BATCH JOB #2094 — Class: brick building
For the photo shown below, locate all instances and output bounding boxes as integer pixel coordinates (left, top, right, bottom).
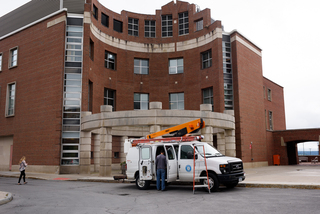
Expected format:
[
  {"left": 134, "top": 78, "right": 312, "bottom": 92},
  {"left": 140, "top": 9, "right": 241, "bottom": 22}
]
[{"left": 0, "top": 0, "right": 287, "bottom": 174}]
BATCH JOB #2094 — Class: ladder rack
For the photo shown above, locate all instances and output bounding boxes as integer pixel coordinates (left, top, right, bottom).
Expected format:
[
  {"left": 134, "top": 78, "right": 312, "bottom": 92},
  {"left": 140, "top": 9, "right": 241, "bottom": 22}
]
[{"left": 131, "top": 136, "right": 203, "bottom": 147}]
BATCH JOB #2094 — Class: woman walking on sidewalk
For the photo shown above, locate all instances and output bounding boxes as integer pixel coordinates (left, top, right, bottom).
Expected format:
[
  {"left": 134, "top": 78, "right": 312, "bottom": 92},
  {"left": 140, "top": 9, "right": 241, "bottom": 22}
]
[{"left": 18, "top": 156, "right": 28, "bottom": 185}]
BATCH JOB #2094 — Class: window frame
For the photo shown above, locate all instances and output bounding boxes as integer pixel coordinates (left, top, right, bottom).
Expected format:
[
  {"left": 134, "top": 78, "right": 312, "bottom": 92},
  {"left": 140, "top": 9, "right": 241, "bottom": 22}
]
[
  {"left": 104, "top": 88, "right": 116, "bottom": 111},
  {"left": 267, "top": 88, "right": 272, "bottom": 101},
  {"left": 169, "top": 92, "right": 184, "bottom": 110},
  {"left": 202, "top": 87, "right": 213, "bottom": 111},
  {"left": 0, "top": 52, "right": 2, "bottom": 71},
  {"left": 134, "top": 93, "right": 149, "bottom": 110},
  {"left": 169, "top": 58, "right": 184, "bottom": 74},
  {"left": 134, "top": 58, "right": 149, "bottom": 74},
  {"left": 93, "top": 4, "right": 98, "bottom": 20},
  {"left": 201, "top": 49, "right": 212, "bottom": 69},
  {"left": 101, "top": 12, "right": 109, "bottom": 27},
  {"left": 195, "top": 19, "right": 203, "bottom": 31},
  {"left": 161, "top": 14, "right": 173, "bottom": 37},
  {"left": 6, "top": 82, "right": 16, "bottom": 117},
  {"left": 128, "top": 17, "right": 139, "bottom": 36},
  {"left": 113, "top": 19, "right": 123, "bottom": 33},
  {"left": 9, "top": 47, "right": 18, "bottom": 68},
  {"left": 178, "top": 11, "right": 189, "bottom": 36},
  {"left": 268, "top": 111, "right": 273, "bottom": 130},
  {"left": 145, "top": 20, "right": 156, "bottom": 38},
  {"left": 105, "top": 51, "right": 116, "bottom": 70}
]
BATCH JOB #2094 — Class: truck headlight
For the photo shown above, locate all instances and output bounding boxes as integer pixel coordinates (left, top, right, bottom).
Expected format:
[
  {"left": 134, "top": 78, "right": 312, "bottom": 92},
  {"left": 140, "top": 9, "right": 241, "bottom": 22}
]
[{"left": 220, "top": 164, "right": 229, "bottom": 174}]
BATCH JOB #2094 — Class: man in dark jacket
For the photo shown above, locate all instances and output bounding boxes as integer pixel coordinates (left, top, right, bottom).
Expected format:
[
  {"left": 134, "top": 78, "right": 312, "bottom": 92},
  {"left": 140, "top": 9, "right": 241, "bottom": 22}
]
[{"left": 156, "top": 150, "right": 167, "bottom": 191}]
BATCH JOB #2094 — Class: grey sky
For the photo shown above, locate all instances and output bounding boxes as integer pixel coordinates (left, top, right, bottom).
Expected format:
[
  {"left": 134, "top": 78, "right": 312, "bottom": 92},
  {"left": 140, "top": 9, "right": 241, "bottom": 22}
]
[{"left": 1, "top": 0, "right": 319, "bottom": 149}]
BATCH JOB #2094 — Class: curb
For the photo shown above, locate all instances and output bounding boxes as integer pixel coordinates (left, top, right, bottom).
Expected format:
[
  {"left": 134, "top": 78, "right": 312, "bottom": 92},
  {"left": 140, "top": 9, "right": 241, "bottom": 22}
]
[
  {"left": 0, "top": 192, "right": 13, "bottom": 206},
  {"left": 237, "top": 183, "right": 320, "bottom": 190}
]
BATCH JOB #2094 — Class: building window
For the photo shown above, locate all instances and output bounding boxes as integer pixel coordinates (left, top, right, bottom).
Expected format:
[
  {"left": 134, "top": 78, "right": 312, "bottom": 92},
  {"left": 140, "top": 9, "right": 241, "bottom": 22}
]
[
  {"left": 101, "top": 12, "right": 109, "bottom": 27},
  {"left": 267, "top": 88, "right": 272, "bottom": 101},
  {"left": 134, "top": 59, "right": 149, "bottom": 74},
  {"left": 134, "top": 93, "right": 149, "bottom": 110},
  {"left": 178, "top": 11, "right": 189, "bottom": 35},
  {"left": 9, "top": 47, "right": 18, "bottom": 68},
  {"left": 269, "top": 111, "right": 273, "bottom": 130},
  {"left": 203, "top": 87, "right": 213, "bottom": 111},
  {"left": 6, "top": 82, "right": 16, "bottom": 117},
  {"left": 105, "top": 51, "right": 116, "bottom": 70},
  {"left": 89, "top": 39, "right": 94, "bottom": 61},
  {"left": 145, "top": 20, "right": 155, "bottom": 38},
  {"left": 0, "top": 53, "right": 2, "bottom": 71},
  {"left": 104, "top": 88, "right": 116, "bottom": 111},
  {"left": 113, "top": 19, "right": 123, "bottom": 33},
  {"left": 170, "top": 93, "right": 184, "bottom": 110},
  {"left": 201, "top": 50, "right": 212, "bottom": 69},
  {"left": 196, "top": 19, "right": 203, "bottom": 31},
  {"left": 169, "top": 58, "right": 183, "bottom": 74},
  {"left": 161, "top": 15, "right": 172, "bottom": 37},
  {"left": 93, "top": 4, "right": 98, "bottom": 20},
  {"left": 128, "top": 18, "right": 139, "bottom": 36},
  {"left": 223, "top": 35, "right": 233, "bottom": 110}
]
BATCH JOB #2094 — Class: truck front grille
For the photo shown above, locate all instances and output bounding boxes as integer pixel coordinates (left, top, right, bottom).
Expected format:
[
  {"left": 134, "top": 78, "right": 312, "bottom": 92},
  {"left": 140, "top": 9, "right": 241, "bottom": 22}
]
[{"left": 230, "top": 161, "right": 243, "bottom": 173}]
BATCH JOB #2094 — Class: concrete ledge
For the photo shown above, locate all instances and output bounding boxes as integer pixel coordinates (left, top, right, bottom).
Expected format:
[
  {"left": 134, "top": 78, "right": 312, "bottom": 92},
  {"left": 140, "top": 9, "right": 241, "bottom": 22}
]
[{"left": 0, "top": 192, "right": 13, "bottom": 205}]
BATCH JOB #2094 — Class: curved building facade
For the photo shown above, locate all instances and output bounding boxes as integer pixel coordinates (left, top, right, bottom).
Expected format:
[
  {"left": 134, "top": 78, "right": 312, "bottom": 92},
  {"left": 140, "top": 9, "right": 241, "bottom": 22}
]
[{"left": 0, "top": 0, "right": 287, "bottom": 174}]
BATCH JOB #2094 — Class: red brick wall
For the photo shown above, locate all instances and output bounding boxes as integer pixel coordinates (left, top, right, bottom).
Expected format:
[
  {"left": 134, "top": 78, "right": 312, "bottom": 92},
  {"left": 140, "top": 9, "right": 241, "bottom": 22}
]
[
  {"left": 231, "top": 32, "right": 267, "bottom": 162},
  {"left": 0, "top": 12, "right": 67, "bottom": 165},
  {"left": 84, "top": 0, "right": 225, "bottom": 114}
]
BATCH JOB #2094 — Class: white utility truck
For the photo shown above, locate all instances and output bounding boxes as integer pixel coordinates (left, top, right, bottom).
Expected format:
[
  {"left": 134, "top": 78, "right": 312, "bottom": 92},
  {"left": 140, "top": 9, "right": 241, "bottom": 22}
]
[{"left": 124, "top": 119, "right": 245, "bottom": 192}]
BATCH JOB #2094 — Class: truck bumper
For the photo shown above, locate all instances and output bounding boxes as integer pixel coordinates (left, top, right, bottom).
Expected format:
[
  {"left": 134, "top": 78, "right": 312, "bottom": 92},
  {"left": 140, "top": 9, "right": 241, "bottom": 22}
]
[{"left": 217, "top": 172, "right": 245, "bottom": 184}]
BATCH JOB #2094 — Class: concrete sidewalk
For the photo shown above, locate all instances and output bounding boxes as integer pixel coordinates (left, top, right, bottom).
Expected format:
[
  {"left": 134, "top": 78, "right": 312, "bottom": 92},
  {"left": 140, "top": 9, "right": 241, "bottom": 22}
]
[{"left": 1, "top": 164, "right": 320, "bottom": 205}]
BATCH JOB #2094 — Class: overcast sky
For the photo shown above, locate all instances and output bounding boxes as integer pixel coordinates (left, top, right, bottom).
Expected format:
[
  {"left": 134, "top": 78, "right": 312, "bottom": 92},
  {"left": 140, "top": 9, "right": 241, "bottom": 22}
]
[{"left": 1, "top": 0, "right": 319, "bottom": 150}]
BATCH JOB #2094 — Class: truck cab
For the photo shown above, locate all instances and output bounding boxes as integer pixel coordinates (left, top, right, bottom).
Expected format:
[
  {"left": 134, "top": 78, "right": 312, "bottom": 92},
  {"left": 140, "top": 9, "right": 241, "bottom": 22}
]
[{"left": 125, "top": 137, "right": 245, "bottom": 191}]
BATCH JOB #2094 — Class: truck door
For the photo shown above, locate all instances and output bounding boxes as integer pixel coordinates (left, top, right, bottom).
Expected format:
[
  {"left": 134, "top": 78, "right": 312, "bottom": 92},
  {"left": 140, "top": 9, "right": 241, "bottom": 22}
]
[
  {"left": 178, "top": 144, "right": 195, "bottom": 181},
  {"left": 139, "top": 145, "right": 153, "bottom": 181},
  {"left": 165, "top": 145, "right": 177, "bottom": 182}
]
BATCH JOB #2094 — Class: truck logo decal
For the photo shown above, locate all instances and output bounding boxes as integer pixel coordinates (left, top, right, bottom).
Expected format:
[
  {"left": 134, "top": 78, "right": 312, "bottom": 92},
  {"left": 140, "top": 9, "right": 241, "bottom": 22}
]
[{"left": 185, "top": 165, "right": 192, "bottom": 172}]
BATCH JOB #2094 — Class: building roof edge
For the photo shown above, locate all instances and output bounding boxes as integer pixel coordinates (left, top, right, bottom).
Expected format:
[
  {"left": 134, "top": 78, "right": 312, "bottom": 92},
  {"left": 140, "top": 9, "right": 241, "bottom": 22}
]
[{"left": 0, "top": 8, "right": 67, "bottom": 41}]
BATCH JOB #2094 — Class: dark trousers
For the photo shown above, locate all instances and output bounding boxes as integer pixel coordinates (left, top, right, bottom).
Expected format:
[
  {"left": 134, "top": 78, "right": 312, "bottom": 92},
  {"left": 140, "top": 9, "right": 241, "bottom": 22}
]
[{"left": 18, "top": 170, "right": 26, "bottom": 183}]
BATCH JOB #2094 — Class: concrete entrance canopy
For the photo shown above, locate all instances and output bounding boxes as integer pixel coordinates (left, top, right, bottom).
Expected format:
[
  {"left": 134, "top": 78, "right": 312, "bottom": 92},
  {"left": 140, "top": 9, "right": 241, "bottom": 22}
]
[
  {"left": 272, "top": 129, "right": 320, "bottom": 165},
  {"left": 80, "top": 102, "right": 236, "bottom": 176}
]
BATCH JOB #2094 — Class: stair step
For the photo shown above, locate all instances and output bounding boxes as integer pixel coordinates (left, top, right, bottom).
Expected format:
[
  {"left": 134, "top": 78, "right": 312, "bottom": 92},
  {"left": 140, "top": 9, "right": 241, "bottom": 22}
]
[{"left": 194, "top": 184, "right": 210, "bottom": 188}]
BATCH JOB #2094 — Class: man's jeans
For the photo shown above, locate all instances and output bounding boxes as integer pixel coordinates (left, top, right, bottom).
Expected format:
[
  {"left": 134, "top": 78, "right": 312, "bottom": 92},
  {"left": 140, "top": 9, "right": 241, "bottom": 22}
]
[{"left": 156, "top": 168, "right": 166, "bottom": 190}]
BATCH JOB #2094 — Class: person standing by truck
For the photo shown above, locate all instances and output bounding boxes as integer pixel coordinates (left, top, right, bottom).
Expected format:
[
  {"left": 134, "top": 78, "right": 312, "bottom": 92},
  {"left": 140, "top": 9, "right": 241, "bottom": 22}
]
[{"left": 156, "top": 150, "right": 167, "bottom": 191}]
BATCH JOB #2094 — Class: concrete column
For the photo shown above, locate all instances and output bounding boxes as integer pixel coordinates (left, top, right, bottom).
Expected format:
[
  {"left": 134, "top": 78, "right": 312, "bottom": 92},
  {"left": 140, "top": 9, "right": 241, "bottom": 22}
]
[
  {"left": 201, "top": 126, "right": 213, "bottom": 145},
  {"left": 99, "top": 105, "right": 113, "bottom": 176},
  {"left": 120, "top": 136, "right": 128, "bottom": 163},
  {"left": 79, "top": 112, "right": 92, "bottom": 174},
  {"left": 217, "top": 132, "right": 226, "bottom": 155},
  {"left": 99, "top": 127, "right": 112, "bottom": 176},
  {"left": 200, "top": 104, "right": 213, "bottom": 143},
  {"left": 225, "top": 129, "right": 236, "bottom": 157},
  {"left": 93, "top": 133, "right": 100, "bottom": 172}
]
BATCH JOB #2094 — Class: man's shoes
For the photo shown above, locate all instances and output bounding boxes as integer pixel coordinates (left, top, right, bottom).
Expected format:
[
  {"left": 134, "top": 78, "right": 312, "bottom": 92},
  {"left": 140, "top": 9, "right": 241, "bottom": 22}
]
[
  {"left": 17, "top": 183, "right": 21, "bottom": 185},
  {"left": 24, "top": 182, "right": 27, "bottom": 184}
]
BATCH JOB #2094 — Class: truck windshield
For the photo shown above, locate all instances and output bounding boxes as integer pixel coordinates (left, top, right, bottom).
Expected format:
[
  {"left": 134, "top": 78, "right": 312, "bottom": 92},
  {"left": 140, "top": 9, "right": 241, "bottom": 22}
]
[{"left": 195, "top": 144, "right": 223, "bottom": 158}]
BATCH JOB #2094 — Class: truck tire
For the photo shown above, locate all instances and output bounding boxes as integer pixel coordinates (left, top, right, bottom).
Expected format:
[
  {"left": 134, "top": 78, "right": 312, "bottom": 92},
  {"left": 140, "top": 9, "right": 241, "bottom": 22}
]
[
  {"left": 202, "top": 173, "right": 219, "bottom": 192},
  {"left": 135, "top": 175, "right": 150, "bottom": 190}
]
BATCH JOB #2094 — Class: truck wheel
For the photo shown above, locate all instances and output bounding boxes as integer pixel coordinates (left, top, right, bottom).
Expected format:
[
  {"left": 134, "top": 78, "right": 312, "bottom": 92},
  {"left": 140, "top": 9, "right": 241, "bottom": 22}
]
[
  {"left": 135, "top": 175, "right": 150, "bottom": 190},
  {"left": 202, "top": 173, "right": 219, "bottom": 192}
]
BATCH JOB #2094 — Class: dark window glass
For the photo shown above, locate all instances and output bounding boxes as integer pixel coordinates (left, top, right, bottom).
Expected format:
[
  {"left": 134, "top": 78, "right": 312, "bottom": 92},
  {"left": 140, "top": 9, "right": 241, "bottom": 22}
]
[
  {"left": 101, "top": 13, "right": 109, "bottom": 27},
  {"left": 113, "top": 19, "right": 123, "bottom": 33}
]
